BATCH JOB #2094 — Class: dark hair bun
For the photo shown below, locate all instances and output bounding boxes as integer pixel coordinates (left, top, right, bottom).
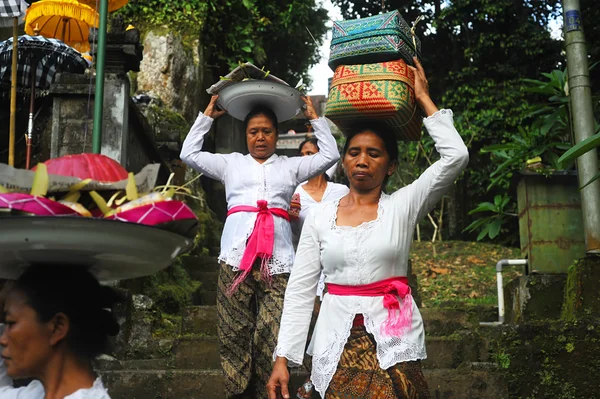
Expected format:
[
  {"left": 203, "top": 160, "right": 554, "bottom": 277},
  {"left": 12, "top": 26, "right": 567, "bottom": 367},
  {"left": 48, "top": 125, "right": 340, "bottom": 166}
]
[{"left": 14, "top": 265, "right": 123, "bottom": 359}]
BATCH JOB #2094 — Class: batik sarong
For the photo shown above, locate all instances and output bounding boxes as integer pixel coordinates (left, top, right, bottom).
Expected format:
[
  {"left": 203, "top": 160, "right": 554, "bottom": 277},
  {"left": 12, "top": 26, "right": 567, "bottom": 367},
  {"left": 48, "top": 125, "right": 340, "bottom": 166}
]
[
  {"left": 325, "top": 324, "right": 430, "bottom": 399},
  {"left": 217, "top": 261, "right": 288, "bottom": 399}
]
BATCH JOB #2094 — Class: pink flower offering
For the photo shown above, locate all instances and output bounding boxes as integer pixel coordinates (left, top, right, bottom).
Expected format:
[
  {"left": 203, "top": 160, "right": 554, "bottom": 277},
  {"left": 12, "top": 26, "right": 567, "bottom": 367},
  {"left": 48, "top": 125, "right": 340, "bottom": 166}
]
[
  {"left": 0, "top": 193, "right": 83, "bottom": 217},
  {"left": 106, "top": 200, "right": 197, "bottom": 226}
]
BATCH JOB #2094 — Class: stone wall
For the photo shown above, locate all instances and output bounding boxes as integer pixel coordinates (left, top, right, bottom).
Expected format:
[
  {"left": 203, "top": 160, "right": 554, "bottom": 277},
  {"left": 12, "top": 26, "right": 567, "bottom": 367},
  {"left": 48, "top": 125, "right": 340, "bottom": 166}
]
[{"left": 134, "top": 31, "right": 204, "bottom": 122}]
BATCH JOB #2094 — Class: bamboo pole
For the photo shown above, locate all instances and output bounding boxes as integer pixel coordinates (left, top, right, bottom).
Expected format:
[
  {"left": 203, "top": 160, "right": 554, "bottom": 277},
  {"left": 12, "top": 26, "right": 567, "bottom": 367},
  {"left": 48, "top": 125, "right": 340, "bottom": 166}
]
[
  {"left": 92, "top": 0, "right": 108, "bottom": 154},
  {"left": 8, "top": 16, "right": 18, "bottom": 166}
]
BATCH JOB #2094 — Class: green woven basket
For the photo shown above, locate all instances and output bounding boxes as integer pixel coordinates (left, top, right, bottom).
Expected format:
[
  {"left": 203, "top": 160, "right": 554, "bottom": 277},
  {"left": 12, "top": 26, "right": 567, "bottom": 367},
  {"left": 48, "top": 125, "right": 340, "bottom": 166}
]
[{"left": 325, "top": 60, "right": 422, "bottom": 141}]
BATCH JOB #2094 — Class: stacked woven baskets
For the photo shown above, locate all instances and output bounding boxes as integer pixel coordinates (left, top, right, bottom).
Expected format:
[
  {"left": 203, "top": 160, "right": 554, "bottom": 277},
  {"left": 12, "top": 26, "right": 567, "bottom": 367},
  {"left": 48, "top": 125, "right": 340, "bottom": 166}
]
[{"left": 324, "top": 10, "right": 423, "bottom": 141}]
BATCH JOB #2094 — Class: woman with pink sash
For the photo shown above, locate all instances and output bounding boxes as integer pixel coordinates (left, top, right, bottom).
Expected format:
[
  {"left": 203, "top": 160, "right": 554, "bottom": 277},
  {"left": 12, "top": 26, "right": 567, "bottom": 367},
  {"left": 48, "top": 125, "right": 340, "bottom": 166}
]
[
  {"left": 268, "top": 58, "right": 469, "bottom": 399},
  {"left": 180, "top": 95, "right": 339, "bottom": 399}
]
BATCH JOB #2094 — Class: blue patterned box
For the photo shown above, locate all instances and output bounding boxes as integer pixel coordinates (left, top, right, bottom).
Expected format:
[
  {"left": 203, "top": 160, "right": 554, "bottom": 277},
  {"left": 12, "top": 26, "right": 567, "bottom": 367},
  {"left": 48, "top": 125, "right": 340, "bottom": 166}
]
[{"left": 329, "top": 10, "right": 421, "bottom": 71}]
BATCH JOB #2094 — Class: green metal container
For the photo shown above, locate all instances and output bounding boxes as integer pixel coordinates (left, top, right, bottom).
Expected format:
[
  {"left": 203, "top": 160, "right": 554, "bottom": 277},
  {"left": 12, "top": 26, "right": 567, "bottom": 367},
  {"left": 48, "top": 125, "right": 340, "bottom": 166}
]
[{"left": 517, "top": 171, "right": 586, "bottom": 274}]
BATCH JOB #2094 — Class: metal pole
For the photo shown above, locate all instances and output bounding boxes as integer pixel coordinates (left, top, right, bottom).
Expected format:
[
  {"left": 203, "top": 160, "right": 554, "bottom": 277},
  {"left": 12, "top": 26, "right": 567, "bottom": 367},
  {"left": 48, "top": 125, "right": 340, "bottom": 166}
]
[
  {"left": 92, "top": 0, "right": 108, "bottom": 154},
  {"left": 8, "top": 17, "right": 18, "bottom": 166},
  {"left": 563, "top": 0, "right": 600, "bottom": 253}
]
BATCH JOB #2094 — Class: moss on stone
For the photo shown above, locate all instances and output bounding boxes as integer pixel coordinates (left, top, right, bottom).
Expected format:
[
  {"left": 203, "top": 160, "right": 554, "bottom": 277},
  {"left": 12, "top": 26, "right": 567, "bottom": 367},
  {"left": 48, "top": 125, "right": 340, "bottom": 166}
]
[
  {"left": 491, "top": 319, "right": 600, "bottom": 398},
  {"left": 562, "top": 255, "right": 600, "bottom": 321},
  {"left": 138, "top": 258, "right": 200, "bottom": 315}
]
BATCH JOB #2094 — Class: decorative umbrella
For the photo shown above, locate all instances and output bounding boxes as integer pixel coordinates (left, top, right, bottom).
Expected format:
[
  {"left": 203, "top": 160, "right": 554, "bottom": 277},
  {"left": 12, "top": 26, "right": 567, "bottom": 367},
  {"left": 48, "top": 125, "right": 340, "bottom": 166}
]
[
  {"left": 1, "top": 0, "right": 29, "bottom": 166},
  {"left": 25, "top": 0, "right": 99, "bottom": 53},
  {"left": 0, "top": 0, "right": 26, "bottom": 26},
  {"left": 0, "top": 35, "right": 89, "bottom": 168},
  {"left": 77, "top": 0, "right": 128, "bottom": 13}
]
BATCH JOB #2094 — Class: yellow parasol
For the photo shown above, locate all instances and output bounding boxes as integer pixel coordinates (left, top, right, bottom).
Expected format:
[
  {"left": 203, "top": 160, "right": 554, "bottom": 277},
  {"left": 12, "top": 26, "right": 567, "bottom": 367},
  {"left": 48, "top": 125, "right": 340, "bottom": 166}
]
[
  {"left": 77, "top": 0, "right": 129, "bottom": 13},
  {"left": 25, "top": 0, "right": 98, "bottom": 53}
]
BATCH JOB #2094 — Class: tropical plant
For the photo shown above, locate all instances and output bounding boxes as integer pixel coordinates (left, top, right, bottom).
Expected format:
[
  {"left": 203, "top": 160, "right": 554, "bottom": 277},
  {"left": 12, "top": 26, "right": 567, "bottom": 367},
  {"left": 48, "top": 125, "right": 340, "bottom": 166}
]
[
  {"left": 465, "top": 68, "right": 576, "bottom": 240},
  {"left": 557, "top": 125, "right": 600, "bottom": 187},
  {"left": 464, "top": 193, "right": 516, "bottom": 241}
]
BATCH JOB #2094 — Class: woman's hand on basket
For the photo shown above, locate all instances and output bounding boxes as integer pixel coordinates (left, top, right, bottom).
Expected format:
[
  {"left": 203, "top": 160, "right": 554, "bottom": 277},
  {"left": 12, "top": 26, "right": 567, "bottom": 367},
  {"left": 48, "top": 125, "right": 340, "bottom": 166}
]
[
  {"left": 301, "top": 95, "right": 319, "bottom": 120},
  {"left": 408, "top": 57, "right": 438, "bottom": 117},
  {"left": 203, "top": 95, "right": 227, "bottom": 120},
  {"left": 267, "top": 357, "right": 291, "bottom": 399}
]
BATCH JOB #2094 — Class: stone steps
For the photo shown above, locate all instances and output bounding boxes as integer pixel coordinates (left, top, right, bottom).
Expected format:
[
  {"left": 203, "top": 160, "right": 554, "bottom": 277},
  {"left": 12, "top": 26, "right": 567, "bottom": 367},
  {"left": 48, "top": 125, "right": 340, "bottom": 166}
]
[
  {"left": 102, "top": 256, "right": 508, "bottom": 398},
  {"left": 101, "top": 366, "right": 507, "bottom": 399}
]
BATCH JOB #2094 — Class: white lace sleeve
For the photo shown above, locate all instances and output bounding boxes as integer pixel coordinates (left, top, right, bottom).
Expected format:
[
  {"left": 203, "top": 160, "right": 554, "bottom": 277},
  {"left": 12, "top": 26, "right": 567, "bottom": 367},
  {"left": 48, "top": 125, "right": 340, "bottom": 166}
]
[
  {"left": 396, "top": 109, "right": 469, "bottom": 224},
  {"left": 274, "top": 209, "right": 322, "bottom": 366},
  {"left": 180, "top": 113, "right": 231, "bottom": 183}
]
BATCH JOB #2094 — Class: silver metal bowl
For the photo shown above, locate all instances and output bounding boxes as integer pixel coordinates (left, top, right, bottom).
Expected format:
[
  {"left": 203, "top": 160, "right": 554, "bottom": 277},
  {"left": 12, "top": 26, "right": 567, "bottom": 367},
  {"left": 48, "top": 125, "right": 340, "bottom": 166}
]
[
  {"left": 216, "top": 80, "right": 304, "bottom": 122},
  {"left": 0, "top": 217, "right": 193, "bottom": 280}
]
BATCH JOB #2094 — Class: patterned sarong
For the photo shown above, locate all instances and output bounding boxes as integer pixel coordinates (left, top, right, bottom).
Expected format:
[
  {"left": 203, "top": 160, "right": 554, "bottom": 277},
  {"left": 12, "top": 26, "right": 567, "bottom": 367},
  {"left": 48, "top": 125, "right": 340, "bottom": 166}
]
[
  {"left": 217, "top": 262, "right": 288, "bottom": 399},
  {"left": 325, "top": 324, "right": 430, "bottom": 399}
]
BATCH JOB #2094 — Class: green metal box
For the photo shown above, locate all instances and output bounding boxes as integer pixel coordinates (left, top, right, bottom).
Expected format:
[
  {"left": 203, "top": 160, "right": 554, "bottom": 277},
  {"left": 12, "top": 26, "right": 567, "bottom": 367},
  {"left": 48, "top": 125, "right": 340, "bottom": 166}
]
[{"left": 517, "top": 171, "right": 586, "bottom": 274}]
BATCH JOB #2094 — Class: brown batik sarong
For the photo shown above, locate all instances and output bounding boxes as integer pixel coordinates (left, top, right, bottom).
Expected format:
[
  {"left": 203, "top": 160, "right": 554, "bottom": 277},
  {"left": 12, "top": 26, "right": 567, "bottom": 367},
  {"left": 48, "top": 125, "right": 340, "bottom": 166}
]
[
  {"left": 217, "top": 261, "right": 288, "bottom": 399},
  {"left": 325, "top": 324, "right": 430, "bottom": 399}
]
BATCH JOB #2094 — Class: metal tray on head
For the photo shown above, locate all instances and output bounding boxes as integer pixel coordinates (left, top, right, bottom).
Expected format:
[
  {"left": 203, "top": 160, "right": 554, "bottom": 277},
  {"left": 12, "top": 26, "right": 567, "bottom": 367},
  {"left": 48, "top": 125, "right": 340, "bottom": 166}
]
[
  {"left": 0, "top": 216, "right": 194, "bottom": 280},
  {"left": 216, "top": 80, "right": 304, "bottom": 122}
]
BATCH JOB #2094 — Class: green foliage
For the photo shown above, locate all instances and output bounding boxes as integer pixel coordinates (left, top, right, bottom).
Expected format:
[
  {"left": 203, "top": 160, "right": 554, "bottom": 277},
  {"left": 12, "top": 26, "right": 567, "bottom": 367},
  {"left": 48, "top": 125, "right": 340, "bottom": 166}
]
[
  {"left": 117, "top": 0, "right": 207, "bottom": 35},
  {"left": 464, "top": 194, "right": 515, "bottom": 240},
  {"left": 201, "top": 0, "right": 329, "bottom": 87},
  {"left": 118, "top": 0, "right": 328, "bottom": 88},
  {"left": 558, "top": 128, "right": 600, "bottom": 188},
  {"left": 139, "top": 258, "right": 200, "bottom": 314}
]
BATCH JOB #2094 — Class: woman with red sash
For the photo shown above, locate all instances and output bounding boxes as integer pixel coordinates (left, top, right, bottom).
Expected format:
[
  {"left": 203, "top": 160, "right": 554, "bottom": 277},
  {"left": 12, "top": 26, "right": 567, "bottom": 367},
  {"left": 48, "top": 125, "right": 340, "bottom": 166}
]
[
  {"left": 180, "top": 95, "right": 339, "bottom": 399},
  {"left": 268, "top": 58, "right": 469, "bottom": 399}
]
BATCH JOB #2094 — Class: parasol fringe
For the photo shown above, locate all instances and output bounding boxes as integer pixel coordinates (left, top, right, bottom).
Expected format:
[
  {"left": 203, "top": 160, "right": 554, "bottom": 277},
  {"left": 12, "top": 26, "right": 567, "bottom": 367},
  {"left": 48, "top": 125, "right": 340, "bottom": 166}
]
[{"left": 25, "top": 0, "right": 99, "bottom": 36}]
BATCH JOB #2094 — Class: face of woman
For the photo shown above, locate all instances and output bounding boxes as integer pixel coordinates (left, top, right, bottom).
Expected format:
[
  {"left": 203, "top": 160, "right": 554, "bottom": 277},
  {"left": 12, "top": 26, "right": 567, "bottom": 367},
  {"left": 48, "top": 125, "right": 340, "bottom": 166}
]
[
  {"left": 0, "top": 291, "right": 55, "bottom": 379},
  {"left": 246, "top": 114, "right": 278, "bottom": 161},
  {"left": 342, "top": 131, "right": 395, "bottom": 192},
  {"left": 300, "top": 142, "right": 319, "bottom": 157}
]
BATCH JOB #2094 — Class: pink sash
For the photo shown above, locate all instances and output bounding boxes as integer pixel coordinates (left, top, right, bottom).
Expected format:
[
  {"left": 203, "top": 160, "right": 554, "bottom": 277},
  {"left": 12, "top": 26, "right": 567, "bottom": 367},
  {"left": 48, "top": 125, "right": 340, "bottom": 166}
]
[
  {"left": 327, "top": 276, "right": 413, "bottom": 337},
  {"left": 226, "top": 200, "right": 290, "bottom": 294}
]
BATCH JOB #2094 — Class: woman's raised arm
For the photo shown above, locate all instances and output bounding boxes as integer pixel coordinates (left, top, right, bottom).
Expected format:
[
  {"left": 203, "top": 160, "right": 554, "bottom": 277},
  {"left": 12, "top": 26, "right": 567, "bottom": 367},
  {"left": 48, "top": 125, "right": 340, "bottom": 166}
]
[
  {"left": 180, "top": 96, "right": 231, "bottom": 182},
  {"left": 290, "top": 97, "right": 340, "bottom": 184},
  {"left": 395, "top": 58, "right": 469, "bottom": 224}
]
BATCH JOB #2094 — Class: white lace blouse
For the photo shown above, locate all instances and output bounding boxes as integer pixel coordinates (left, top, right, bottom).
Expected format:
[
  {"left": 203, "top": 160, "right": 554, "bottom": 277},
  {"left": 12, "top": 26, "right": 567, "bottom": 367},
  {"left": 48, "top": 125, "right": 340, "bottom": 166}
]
[
  {"left": 0, "top": 358, "right": 111, "bottom": 399},
  {"left": 180, "top": 113, "right": 339, "bottom": 275},
  {"left": 291, "top": 181, "right": 349, "bottom": 298},
  {"left": 274, "top": 110, "right": 469, "bottom": 396}
]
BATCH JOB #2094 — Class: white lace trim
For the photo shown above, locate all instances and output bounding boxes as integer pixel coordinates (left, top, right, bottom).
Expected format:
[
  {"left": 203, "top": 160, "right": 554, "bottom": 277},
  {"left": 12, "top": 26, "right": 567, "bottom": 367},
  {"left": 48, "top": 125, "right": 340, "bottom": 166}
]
[
  {"left": 219, "top": 237, "right": 293, "bottom": 276},
  {"left": 423, "top": 109, "right": 453, "bottom": 125},
  {"left": 307, "top": 313, "right": 355, "bottom": 397},
  {"left": 273, "top": 346, "right": 304, "bottom": 368},
  {"left": 330, "top": 195, "right": 386, "bottom": 284},
  {"left": 364, "top": 314, "right": 427, "bottom": 369}
]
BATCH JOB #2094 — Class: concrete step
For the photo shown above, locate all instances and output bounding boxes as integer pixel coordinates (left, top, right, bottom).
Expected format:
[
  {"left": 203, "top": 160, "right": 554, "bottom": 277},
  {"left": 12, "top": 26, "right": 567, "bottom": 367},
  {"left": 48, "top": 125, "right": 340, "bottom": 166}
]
[
  {"left": 421, "top": 308, "right": 476, "bottom": 336},
  {"left": 172, "top": 336, "right": 220, "bottom": 370},
  {"left": 101, "top": 367, "right": 506, "bottom": 399},
  {"left": 422, "top": 332, "right": 487, "bottom": 369},
  {"left": 424, "top": 368, "right": 507, "bottom": 399},
  {"left": 182, "top": 305, "right": 218, "bottom": 336},
  {"left": 100, "top": 369, "right": 226, "bottom": 399}
]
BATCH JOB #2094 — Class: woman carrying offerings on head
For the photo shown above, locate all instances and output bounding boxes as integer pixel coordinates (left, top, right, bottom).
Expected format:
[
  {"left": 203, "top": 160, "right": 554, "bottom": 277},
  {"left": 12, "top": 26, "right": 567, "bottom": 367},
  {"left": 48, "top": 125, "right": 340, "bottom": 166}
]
[
  {"left": 180, "top": 94, "right": 339, "bottom": 398},
  {"left": 268, "top": 58, "right": 469, "bottom": 399},
  {"left": 0, "top": 265, "right": 120, "bottom": 399}
]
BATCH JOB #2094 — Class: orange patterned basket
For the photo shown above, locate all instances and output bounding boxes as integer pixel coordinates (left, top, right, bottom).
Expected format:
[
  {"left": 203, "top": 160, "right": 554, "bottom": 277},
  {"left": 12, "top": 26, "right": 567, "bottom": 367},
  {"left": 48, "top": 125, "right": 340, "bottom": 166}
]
[{"left": 325, "top": 59, "right": 422, "bottom": 141}]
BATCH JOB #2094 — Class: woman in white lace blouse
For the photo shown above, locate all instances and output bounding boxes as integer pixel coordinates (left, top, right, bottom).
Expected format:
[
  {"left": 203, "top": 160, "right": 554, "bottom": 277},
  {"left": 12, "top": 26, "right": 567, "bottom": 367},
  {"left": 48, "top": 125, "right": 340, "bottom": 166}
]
[
  {"left": 180, "top": 95, "right": 339, "bottom": 398},
  {"left": 268, "top": 58, "right": 469, "bottom": 399},
  {"left": 0, "top": 265, "right": 119, "bottom": 399}
]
